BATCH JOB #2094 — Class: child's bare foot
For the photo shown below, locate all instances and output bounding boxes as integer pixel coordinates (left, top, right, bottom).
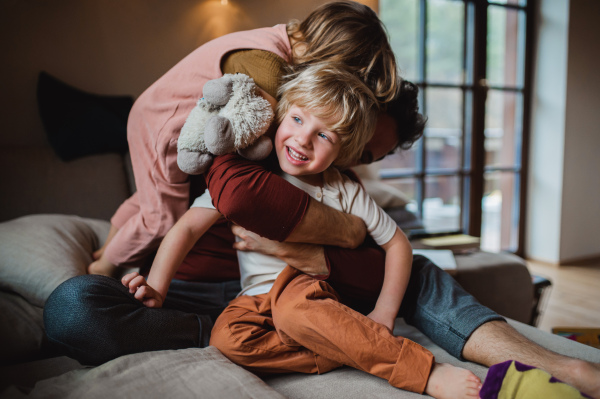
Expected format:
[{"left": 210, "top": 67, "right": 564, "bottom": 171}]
[
  {"left": 92, "top": 246, "right": 105, "bottom": 261},
  {"left": 425, "top": 363, "right": 481, "bottom": 399},
  {"left": 88, "top": 255, "right": 119, "bottom": 278}
]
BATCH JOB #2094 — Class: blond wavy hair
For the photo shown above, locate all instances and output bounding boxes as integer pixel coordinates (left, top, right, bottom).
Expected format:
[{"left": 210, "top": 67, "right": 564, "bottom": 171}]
[
  {"left": 277, "top": 63, "right": 379, "bottom": 168},
  {"left": 287, "top": 1, "right": 399, "bottom": 104}
]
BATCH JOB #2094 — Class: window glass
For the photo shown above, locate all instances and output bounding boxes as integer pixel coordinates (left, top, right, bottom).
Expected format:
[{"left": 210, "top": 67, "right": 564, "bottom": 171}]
[
  {"left": 426, "top": 0, "right": 465, "bottom": 84},
  {"left": 487, "top": 6, "right": 526, "bottom": 87},
  {"left": 423, "top": 175, "right": 461, "bottom": 232},
  {"left": 425, "top": 87, "right": 463, "bottom": 170},
  {"left": 384, "top": 177, "right": 421, "bottom": 222},
  {"left": 380, "top": 0, "right": 420, "bottom": 81},
  {"left": 489, "top": 0, "right": 527, "bottom": 6},
  {"left": 485, "top": 90, "right": 523, "bottom": 169},
  {"left": 378, "top": 143, "right": 420, "bottom": 176},
  {"left": 481, "top": 171, "right": 519, "bottom": 252}
]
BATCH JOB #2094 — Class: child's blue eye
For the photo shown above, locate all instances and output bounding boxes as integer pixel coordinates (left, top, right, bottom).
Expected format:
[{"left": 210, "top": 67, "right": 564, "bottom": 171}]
[
  {"left": 318, "top": 132, "right": 331, "bottom": 141},
  {"left": 293, "top": 116, "right": 302, "bottom": 124}
]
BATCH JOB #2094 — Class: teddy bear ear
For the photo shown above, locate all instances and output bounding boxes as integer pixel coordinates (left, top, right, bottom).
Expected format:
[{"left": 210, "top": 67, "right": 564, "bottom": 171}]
[
  {"left": 203, "top": 75, "right": 234, "bottom": 106},
  {"left": 238, "top": 136, "right": 272, "bottom": 161},
  {"left": 177, "top": 150, "right": 214, "bottom": 175}
]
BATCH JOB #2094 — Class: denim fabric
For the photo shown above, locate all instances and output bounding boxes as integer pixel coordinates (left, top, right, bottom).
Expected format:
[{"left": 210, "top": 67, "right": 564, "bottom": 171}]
[
  {"left": 43, "top": 275, "right": 240, "bottom": 365},
  {"left": 339, "top": 255, "right": 504, "bottom": 360},
  {"left": 399, "top": 255, "right": 505, "bottom": 359},
  {"left": 44, "top": 256, "right": 502, "bottom": 365}
]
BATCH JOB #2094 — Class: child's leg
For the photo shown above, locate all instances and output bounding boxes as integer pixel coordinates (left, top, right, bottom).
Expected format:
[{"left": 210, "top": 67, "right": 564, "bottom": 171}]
[
  {"left": 269, "top": 266, "right": 435, "bottom": 394},
  {"left": 209, "top": 293, "right": 342, "bottom": 375}
]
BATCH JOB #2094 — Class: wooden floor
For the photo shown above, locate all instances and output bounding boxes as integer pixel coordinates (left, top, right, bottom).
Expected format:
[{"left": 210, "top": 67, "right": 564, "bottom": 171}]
[{"left": 526, "top": 259, "right": 600, "bottom": 333}]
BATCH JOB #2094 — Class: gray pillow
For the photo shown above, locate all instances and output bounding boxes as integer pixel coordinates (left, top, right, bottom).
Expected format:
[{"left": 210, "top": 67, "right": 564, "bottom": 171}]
[
  {"left": 0, "top": 291, "right": 44, "bottom": 365},
  {"left": 0, "top": 214, "right": 109, "bottom": 307},
  {"left": 25, "top": 346, "right": 285, "bottom": 399}
]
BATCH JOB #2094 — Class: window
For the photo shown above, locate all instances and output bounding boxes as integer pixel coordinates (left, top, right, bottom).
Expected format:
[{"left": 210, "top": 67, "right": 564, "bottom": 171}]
[{"left": 378, "top": 0, "right": 533, "bottom": 254}]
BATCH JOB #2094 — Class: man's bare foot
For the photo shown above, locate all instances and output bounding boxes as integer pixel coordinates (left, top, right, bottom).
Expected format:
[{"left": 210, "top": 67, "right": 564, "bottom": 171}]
[
  {"left": 424, "top": 363, "right": 481, "bottom": 399},
  {"left": 463, "top": 321, "right": 600, "bottom": 398},
  {"left": 550, "top": 358, "right": 600, "bottom": 399}
]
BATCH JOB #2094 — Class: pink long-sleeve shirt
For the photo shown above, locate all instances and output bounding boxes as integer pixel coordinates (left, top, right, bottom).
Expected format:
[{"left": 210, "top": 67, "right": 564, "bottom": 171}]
[{"left": 105, "top": 25, "right": 293, "bottom": 267}]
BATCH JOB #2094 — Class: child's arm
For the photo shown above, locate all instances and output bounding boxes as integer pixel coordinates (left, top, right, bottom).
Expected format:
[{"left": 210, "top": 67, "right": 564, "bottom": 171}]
[
  {"left": 366, "top": 227, "right": 412, "bottom": 332},
  {"left": 122, "top": 206, "right": 221, "bottom": 308}
]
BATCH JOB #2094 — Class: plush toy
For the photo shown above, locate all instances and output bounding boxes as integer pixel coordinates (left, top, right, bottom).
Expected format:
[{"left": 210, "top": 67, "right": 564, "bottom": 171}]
[
  {"left": 480, "top": 360, "right": 589, "bottom": 399},
  {"left": 177, "top": 73, "right": 275, "bottom": 175}
]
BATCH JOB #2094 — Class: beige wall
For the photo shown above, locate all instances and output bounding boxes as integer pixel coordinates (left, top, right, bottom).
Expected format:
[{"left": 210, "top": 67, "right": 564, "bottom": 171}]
[
  {"left": 560, "top": 0, "right": 600, "bottom": 262},
  {"left": 526, "top": 0, "right": 569, "bottom": 263},
  {"left": 526, "top": 0, "right": 600, "bottom": 263},
  {"left": 1, "top": 0, "right": 379, "bottom": 147}
]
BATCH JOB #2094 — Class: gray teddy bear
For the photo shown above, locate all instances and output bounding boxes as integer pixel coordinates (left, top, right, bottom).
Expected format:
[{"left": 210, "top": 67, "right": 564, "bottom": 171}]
[{"left": 177, "top": 73, "right": 275, "bottom": 175}]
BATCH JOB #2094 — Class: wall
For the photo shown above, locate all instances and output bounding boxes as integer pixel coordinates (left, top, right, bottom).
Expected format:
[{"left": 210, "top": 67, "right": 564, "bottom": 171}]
[
  {"left": 527, "top": 0, "right": 600, "bottom": 263},
  {"left": 0, "top": 0, "right": 352, "bottom": 148},
  {"left": 526, "top": 0, "right": 569, "bottom": 263},
  {"left": 560, "top": 0, "right": 600, "bottom": 262}
]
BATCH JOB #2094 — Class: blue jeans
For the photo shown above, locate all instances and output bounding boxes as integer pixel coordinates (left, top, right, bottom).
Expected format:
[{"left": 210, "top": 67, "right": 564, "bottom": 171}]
[
  {"left": 44, "top": 275, "right": 240, "bottom": 365},
  {"left": 44, "top": 255, "right": 502, "bottom": 365}
]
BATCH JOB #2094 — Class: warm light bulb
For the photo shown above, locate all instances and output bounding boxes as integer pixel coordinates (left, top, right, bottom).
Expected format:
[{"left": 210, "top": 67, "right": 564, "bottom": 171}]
[{"left": 221, "top": 0, "right": 228, "bottom": 4}]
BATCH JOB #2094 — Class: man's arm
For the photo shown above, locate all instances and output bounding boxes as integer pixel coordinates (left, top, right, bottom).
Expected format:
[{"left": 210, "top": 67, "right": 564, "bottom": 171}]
[
  {"left": 206, "top": 154, "right": 366, "bottom": 248},
  {"left": 231, "top": 225, "right": 328, "bottom": 276},
  {"left": 288, "top": 199, "right": 366, "bottom": 248}
]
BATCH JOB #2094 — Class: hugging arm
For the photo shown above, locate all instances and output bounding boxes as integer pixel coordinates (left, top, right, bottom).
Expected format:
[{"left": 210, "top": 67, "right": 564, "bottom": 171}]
[{"left": 205, "top": 154, "right": 366, "bottom": 248}]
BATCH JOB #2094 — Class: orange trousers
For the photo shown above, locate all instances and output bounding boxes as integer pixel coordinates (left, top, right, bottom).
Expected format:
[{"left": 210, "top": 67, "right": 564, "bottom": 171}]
[{"left": 210, "top": 266, "right": 435, "bottom": 393}]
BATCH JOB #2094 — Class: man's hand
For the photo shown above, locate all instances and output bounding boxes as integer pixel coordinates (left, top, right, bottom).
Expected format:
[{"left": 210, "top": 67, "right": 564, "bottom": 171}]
[
  {"left": 121, "top": 272, "right": 165, "bottom": 308},
  {"left": 231, "top": 225, "right": 329, "bottom": 276},
  {"left": 232, "top": 225, "right": 284, "bottom": 256}
]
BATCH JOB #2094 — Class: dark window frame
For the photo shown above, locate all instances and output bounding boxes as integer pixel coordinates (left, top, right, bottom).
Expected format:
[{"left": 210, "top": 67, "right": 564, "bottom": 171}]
[{"left": 379, "top": 0, "right": 535, "bottom": 256}]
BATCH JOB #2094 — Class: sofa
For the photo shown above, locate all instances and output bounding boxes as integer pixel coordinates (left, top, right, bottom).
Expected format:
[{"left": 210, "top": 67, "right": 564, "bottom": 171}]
[{"left": 1, "top": 94, "right": 599, "bottom": 397}]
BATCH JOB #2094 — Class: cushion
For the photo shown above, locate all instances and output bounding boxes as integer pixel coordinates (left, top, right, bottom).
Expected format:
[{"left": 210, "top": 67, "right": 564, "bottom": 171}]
[
  {"left": 0, "top": 291, "right": 44, "bottom": 366},
  {"left": 0, "top": 214, "right": 110, "bottom": 307},
  {"left": 0, "top": 147, "right": 132, "bottom": 223},
  {"left": 21, "top": 347, "right": 285, "bottom": 399},
  {"left": 37, "top": 71, "right": 133, "bottom": 161}
]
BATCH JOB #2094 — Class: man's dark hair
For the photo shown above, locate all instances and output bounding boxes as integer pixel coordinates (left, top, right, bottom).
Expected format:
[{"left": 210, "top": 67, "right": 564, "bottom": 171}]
[{"left": 387, "top": 80, "right": 427, "bottom": 151}]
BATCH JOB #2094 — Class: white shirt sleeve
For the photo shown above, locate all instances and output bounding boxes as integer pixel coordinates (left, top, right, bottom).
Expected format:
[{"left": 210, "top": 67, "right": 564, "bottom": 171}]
[
  {"left": 190, "top": 189, "right": 216, "bottom": 210},
  {"left": 337, "top": 173, "right": 398, "bottom": 246}
]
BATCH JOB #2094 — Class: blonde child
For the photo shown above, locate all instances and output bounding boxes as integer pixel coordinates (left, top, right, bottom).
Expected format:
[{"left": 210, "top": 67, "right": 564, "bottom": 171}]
[{"left": 123, "top": 64, "right": 481, "bottom": 398}]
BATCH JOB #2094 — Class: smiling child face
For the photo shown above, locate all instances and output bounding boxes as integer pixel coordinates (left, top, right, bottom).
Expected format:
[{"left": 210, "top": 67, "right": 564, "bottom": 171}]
[{"left": 274, "top": 105, "right": 341, "bottom": 184}]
